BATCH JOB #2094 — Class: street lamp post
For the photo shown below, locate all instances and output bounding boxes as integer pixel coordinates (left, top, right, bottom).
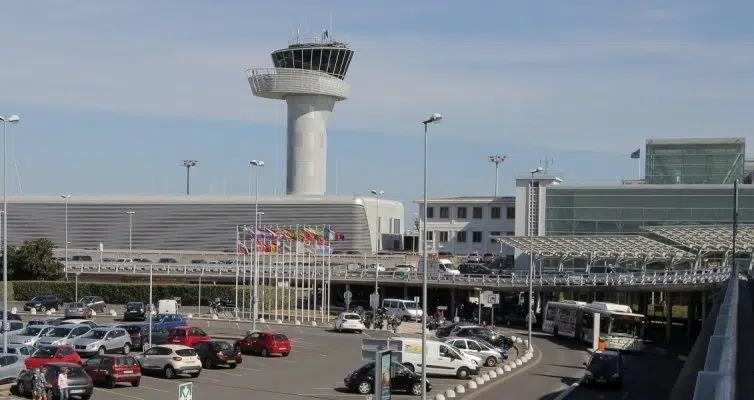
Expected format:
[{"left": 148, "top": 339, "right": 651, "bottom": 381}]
[
  {"left": 126, "top": 212, "right": 135, "bottom": 258},
  {"left": 250, "top": 160, "right": 265, "bottom": 329},
  {"left": 528, "top": 166, "right": 544, "bottom": 350},
  {"left": 488, "top": 155, "right": 506, "bottom": 197},
  {"left": 60, "top": 194, "right": 71, "bottom": 279},
  {"left": 0, "top": 114, "right": 19, "bottom": 352},
  {"left": 370, "top": 189, "right": 384, "bottom": 304},
  {"left": 181, "top": 160, "right": 198, "bottom": 195},
  {"left": 421, "top": 112, "right": 442, "bottom": 400}
]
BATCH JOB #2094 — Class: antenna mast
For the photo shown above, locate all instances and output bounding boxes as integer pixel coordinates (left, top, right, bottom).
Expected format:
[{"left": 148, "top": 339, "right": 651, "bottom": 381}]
[{"left": 541, "top": 157, "right": 554, "bottom": 173}]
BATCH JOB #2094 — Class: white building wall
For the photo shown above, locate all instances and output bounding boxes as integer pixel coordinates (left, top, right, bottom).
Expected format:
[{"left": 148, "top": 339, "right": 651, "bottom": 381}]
[
  {"left": 362, "top": 197, "right": 404, "bottom": 252},
  {"left": 512, "top": 175, "right": 563, "bottom": 270}
]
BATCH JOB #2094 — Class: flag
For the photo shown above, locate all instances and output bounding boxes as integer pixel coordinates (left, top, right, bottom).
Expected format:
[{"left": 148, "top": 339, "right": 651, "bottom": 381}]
[
  {"left": 630, "top": 149, "right": 641, "bottom": 159},
  {"left": 324, "top": 226, "right": 335, "bottom": 241}
]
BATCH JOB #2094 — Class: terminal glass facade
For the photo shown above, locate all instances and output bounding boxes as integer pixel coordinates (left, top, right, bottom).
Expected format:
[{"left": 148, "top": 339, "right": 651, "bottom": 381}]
[
  {"left": 545, "top": 186, "right": 754, "bottom": 235},
  {"left": 644, "top": 139, "right": 745, "bottom": 184}
]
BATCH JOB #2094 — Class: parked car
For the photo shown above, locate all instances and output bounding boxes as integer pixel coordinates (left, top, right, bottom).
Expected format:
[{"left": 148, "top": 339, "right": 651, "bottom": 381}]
[
  {"left": 56, "top": 319, "right": 98, "bottom": 328},
  {"left": 73, "top": 327, "right": 131, "bottom": 357},
  {"left": 443, "top": 337, "right": 505, "bottom": 367},
  {"left": 27, "top": 318, "right": 60, "bottom": 327},
  {"left": 458, "top": 264, "right": 497, "bottom": 275},
  {"left": 78, "top": 296, "right": 106, "bottom": 313},
  {"left": 582, "top": 350, "right": 626, "bottom": 388},
  {"left": 9, "top": 325, "right": 56, "bottom": 346},
  {"left": 191, "top": 340, "right": 242, "bottom": 369},
  {"left": 167, "top": 327, "right": 211, "bottom": 346},
  {"left": 24, "top": 295, "right": 63, "bottom": 312},
  {"left": 157, "top": 258, "right": 178, "bottom": 264},
  {"left": 152, "top": 314, "right": 186, "bottom": 329},
  {"left": 16, "top": 363, "right": 93, "bottom": 400},
  {"left": 64, "top": 303, "right": 94, "bottom": 319},
  {"left": 24, "top": 345, "right": 82, "bottom": 368},
  {"left": 82, "top": 354, "right": 141, "bottom": 388},
  {"left": 435, "top": 322, "right": 462, "bottom": 338},
  {"left": 123, "top": 302, "right": 147, "bottom": 321},
  {"left": 5, "top": 344, "right": 38, "bottom": 360},
  {"left": 0, "top": 321, "right": 25, "bottom": 336},
  {"left": 38, "top": 325, "right": 92, "bottom": 347},
  {"left": 234, "top": 331, "right": 290, "bottom": 357},
  {"left": 123, "top": 324, "right": 169, "bottom": 350},
  {"left": 450, "top": 325, "right": 512, "bottom": 348},
  {"left": 0, "top": 354, "right": 24, "bottom": 384},
  {"left": 333, "top": 312, "right": 366, "bottom": 333},
  {"left": 0, "top": 311, "right": 22, "bottom": 322},
  {"left": 344, "top": 361, "right": 431, "bottom": 396},
  {"left": 135, "top": 344, "right": 202, "bottom": 379}
]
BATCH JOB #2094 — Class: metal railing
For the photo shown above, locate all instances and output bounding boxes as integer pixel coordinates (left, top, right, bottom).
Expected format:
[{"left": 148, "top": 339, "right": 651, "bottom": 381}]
[
  {"left": 63, "top": 263, "right": 731, "bottom": 289},
  {"left": 692, "top": 269, "right": 740, "bottom": 399}
]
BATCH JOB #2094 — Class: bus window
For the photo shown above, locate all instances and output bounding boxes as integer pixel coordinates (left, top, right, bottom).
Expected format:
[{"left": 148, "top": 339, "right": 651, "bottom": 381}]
[
  {"left": 600, "top": 316, "right": 610, "bottom": 334},
  {"left": 610, "top": 315, "right": 643, "bottom": 336},
  {"left": 545, "top": 307, "right": 557, "bottom": 322}
]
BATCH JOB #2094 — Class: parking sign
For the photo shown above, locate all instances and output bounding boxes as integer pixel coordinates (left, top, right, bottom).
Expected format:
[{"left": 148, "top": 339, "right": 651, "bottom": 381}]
[
  {"left": 178, "top": 382, "right": 192, "bottom": 400},
  {"left": 487, "top": 294, "right": 499, "bottom": 305}
]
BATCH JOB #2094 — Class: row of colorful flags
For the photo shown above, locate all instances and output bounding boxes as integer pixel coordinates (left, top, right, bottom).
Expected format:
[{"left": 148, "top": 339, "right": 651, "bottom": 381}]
[{"left": 235, "top": 225, "right": 345, "bottom": 255}]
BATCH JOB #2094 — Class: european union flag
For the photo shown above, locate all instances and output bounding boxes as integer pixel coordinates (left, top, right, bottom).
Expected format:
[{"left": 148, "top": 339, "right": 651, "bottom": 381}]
[{"left": 630, "top": 149, "right": 641, "bottom": 159}]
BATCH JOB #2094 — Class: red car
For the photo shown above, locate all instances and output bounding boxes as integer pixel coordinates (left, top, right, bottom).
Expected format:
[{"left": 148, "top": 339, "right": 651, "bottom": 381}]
[
  {"left": 25, "top": 345, "right": 82, "bottom": 368},
  {"left": 82, "top": 354, "right": 141, "bottom": 388},
  {"left": 233, "top": 331, "right": 291, "bottom": 357},
  {"left": 167, "top": 326, "right": 211, "bottom": 346}
]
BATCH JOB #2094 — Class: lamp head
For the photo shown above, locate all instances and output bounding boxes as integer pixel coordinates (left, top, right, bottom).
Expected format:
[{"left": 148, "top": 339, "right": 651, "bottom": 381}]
[
  {"left": 0, "top": 115, "right": 20, "bottom": 124},
  {"left": 60, "top": 194, "right": 71, "bottom": 199},
  {"left": 422, "top": 113, "right": 443, "bottom": 124},
  {"left": 251, "top": 160, "right": 265, "bottom": 167},
  {"left": 181, "top": 160, "right": 198, "bottom": 168},
  {"left": 530, "top": 167, "right": 544, "bottom": 174}
]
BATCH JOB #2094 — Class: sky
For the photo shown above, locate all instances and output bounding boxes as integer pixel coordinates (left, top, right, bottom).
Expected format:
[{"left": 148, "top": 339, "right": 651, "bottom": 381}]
[{"left": 1, "top": 0, "right": 753, "bottom": 223}]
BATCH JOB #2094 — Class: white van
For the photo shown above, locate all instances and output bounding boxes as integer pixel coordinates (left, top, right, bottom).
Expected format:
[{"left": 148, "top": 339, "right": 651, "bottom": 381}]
[
  {"left": 158, "top": 299, "right": 178, "bottom": 314},
  {"left": 417, "top": 259, "right": 461, "bottom": 276},
  {"left": 381, "top": 299, "right": 423, "bottom": 321},
  {"left": 393, "top": 337, "right": 479, "bottom": 379}
]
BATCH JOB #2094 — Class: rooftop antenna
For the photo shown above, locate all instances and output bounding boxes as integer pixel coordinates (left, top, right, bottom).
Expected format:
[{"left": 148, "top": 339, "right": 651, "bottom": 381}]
[
  {"left": 541, "top": 156, "right": 554, "bottom": 173},
  {"left": 329, "top": 13, "right": 333, "bottom": 38}
]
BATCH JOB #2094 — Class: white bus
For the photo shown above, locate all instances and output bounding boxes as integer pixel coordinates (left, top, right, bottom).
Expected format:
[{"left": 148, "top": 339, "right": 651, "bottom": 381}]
[{"left": 542, "top": 301, "right": 647, "bottom": 351}]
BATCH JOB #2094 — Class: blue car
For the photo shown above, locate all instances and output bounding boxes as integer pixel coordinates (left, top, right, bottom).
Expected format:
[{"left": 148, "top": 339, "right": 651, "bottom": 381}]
[{"left": 151, "top": 314, "right": 186, "bottom": 329}]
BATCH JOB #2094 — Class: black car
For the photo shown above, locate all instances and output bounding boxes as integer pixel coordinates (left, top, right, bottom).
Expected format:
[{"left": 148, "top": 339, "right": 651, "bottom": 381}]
[
  {"left": 0, "top": 311, "right": 22, "bottom": 322},
  {"left": 344, "top": 361, "right": 431, "bottom": 396},
  {"left": 17, "top": 362, "right": 93, "bottom": 400},
  {"left": 24, "top": 295, "right": 64, "bottom": 312},
  {"left": 458, "top": 264, "right": 497, "bottom": 275},
  {"left": 453, "top": 326, "right": 513, "bottom": 348},
  {"left": 435, "top": 322, "right": 462, "bottom": 338},
  {"left": 582, "top": 350, "right": 626, "bottom": 388},
  {"left": 122, "top": 324, "right": 169, "bottom": 350},
  {"left": 123, "top": 302, "right": 147, "bottom": 321},
  {"left": 191, "top": 340, "right": 242, "bottom": 368}
]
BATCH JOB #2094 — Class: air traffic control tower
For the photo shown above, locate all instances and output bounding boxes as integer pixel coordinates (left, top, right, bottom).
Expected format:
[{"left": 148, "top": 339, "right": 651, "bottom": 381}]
[{"left": 246, "top": 33, "right": 353, "bottom": 196}]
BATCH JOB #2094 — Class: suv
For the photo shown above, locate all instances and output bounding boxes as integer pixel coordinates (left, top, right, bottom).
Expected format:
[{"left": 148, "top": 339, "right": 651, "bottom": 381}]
[
  {"left": 152, "top": 314, "right": 186, "bottom": 329},
  {"left": 135, "top": 345, "right": 201, "bottom": 379},
  {"left": 82, "top": 354, "right": 141, "bottom": 388},
  {"left": 79, "top": 296, "right": 106, "bottom": 312},
  {"left": 123, "top": 325, "right": 169, "bottom": 350},
  {"left": 158, "top": 258, "right": 178, "bottom": 264},
  {"left": 123, "top": 302, "right": 147, "bottom": 321},
  {"left": 167, "top": 327, "right": 211, "bottom": 346},
  {"left": 74, "top": 327, "right": 132, "bottom": 356},
  {"left": 24, "top": 295, "right": 64, "bottom": 312},
  {"left": 191, "top": 340, "right": 242, "bottom": 369}
]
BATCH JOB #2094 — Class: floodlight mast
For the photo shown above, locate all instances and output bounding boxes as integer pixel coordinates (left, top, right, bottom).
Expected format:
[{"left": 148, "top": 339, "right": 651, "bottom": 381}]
[
  {"left": 488, "top": 155, "right": 506, "bottom": 196},
  {"left": 0, "top": 115, "right": 19, "bottom": 354},
  {"left": 181, "top": 160, "right": 198, "bottom": 195},
  {"left": 528, "top": 166, "right": 544, "bottom": 351}
]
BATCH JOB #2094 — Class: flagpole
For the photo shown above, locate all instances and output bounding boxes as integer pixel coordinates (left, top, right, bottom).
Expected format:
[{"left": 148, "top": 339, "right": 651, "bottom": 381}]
[
  {"left": 314, "top": 227, "right": 319, "bottom": 323},
  {"left": 286, "top": 227, "right": 292, "bottom": 322},
  {"left": 294, "top": 224, "right": 300, "bottom": 323},
  {"left": 260, "top": 227, "right": 266, "bottom": 323},
  {"left": 326, "top": 226, "right": 332, "bottom": 323},
  {"left": 274, "top": 225, "right": 279, "bottom": 322},
  {"left": 234, "top": 225, "right": 240, "bottom": 320}
]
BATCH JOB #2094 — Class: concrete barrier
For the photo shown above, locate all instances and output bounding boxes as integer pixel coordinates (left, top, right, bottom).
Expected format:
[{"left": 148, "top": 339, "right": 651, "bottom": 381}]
[
  {"left": 259, "top": 318, "right": 266, "bottom": 323},
  {"left": 109, "top": 309, "right": 117, "bottom": 317},
  {"left": 30, "top": 309, "right": 36, "bottom": 315},
  {"left": 455, "top": 384, "right": 465, "bottom": 394},
  {"left": 46, "top": 310, "right": 52, "bottom": 315},
  {"left": 481, "top": 373, "right": 490, "bottom": 382},
  {"left": 311, "top": 321, "right": 317, "bottom": 327},
  {"left": 503, "top": 364, "right": 512, "bottom": 372},
  {"left": 434, "top": 394, "right": 446, "bottom": 400},
  {"left": 295, "top": 320, "right": 301, "bottom": 325},
  {"left": 496, "top": 367, "right": 505, "bottom": 374},
  {"left": 467, "top": 380, "right": 477, "bottom": 389},
  {"left": 444, "top": 388, "right": 456, "bottom": 398},
  {"left": 11, "top": 307, "right": 17, "bottom": 314},
  {"left": 212, "top": 314, "right": 219, "bottom": 320},
  {"left": 276, "top": 319, "right": 283, "bottom": 324},
  {"left": 474, "top": 376, "right": 484, "bottom": 385},
  {"left": 515, "top": 359, "right": 523, "bottom": 366},
  {"left": 489, "top": 370, "right": 497, "bottom": 378}
]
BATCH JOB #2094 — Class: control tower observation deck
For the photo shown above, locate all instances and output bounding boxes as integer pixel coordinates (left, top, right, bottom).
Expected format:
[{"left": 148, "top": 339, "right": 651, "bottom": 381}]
[{"left": 246, "top": 35, "right": 354, "bottom": 196}]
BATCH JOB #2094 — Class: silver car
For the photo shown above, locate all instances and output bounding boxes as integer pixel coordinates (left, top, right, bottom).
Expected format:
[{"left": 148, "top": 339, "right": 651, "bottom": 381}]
[
  {"left": 0, "top": 354, "right": 24, "bottom": 384},
  {"left": 0, "top": 321, "right": 25, "bottom": 338},
  {"left": 444, "top": 337, "right": 505, "bottom": 367},
  {"left": 73, "top": 327, "right": 131, "bottom": 356},
  {"left": 64, "top": 302, "right": 93, "bottom": 319},
  {"left": 4, "top": 344, "right": 37, "bottom": 360},
  {"left": 9, "top": 326, "right": 55, "bottom": 346},
  {"left": 26, "top": 318, "right": 60, "bottom": 327},
  {"left": 37, "top": 324, "right": 92, "bottom": 347}
]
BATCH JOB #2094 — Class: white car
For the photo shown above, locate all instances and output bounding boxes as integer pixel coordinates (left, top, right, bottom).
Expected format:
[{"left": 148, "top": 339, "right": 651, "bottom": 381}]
[
  {"left": 334, "top": 313, "right": 366, "bottom": 333},
  {"left": 444, "top": 337, "right": 504, "bottom": 367},
  {"left": 366, "top": 264, "right": 386, "bottom": 272},
  {"left": 37, "top": 324, "right": 92, "bottom": 347},
  {"left": 9, "top": 326, "right": 55, "bottom": 346},
  {"left": 136, "top": 344, "right": 202, "bottom": 379}
]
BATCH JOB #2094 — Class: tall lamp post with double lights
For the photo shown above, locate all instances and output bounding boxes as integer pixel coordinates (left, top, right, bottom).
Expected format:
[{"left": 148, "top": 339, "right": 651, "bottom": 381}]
[
  {"left": 181, "top": 160, "right": 198, "bottom": 195},
  {"left": 370, "top": 189, "right": 384, "bottom": 303},
  {"left": 0, "top": 114, "right": 19, "bottom": 352},
  {"left": 61, "top": 195, "right": 71, "bottom": 279},
  {"left": 488, "top": 155, "right": 506, "bottom": 197},
  {"left": 250, "top": 160, "right": 265, "bottom": 328},
  {"left": 126, "top": 211, "right": 135, "bottom": 259},
  {"left": 421, "top": 112, "right": 442, "bottom": 400},
  {"left": 527, "top": 166, "right": 544, "bottom": 350}
]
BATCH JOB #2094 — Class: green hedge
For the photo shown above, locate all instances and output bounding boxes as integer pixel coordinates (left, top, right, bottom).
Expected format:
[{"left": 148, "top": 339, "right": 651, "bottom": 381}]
[{"left": 11, "top": 281, "right": 293, "bottom": 309}]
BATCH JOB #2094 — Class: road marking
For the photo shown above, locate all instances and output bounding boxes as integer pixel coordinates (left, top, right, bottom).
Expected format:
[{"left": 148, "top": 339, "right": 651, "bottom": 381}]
[
  {"left": 140, "top": 385, "right": 171, "bottom": 393},
  {"left": 296, "top": 326, "right": 304, "bottom": 333},
  {"left": 201, "top": 376, "right": 221, "bottom": 382},
  {"left": 237, "top": 366, "right": 261, "bottom": 372},
  {"left": 95, "top": 388, "right": 144, "bottom": 400},
  {"left": 362, "top": 332, "right": 371, "bottom": 338},
  {"left": 213, "top": 370, "right": 243, "bottom": 377}
]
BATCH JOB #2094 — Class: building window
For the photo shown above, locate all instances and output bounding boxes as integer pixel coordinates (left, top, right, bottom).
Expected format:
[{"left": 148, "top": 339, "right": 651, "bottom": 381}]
[
  {"left": 472, "top": 207, "right": 483, "bottom": 219},
  {"left": 426, "top": 231, "right": 433, "bottom": 241},
  {"left": 491, "top": 207, "right": 501, "bottom": 219},
  {"left": 439, "top": 231, "right": 449, "bottom": 242},
  {"left": 490, "top": 231, "right": 501, "bottom": 243},
  {"left": 457, "top": 207, "right": 467, "bottom": 219},
  {"left": 426, "top": 207, "right": 434, "bottom": 219},
  {"left": 393, "top": 219, "right": 401, "bottom": 234},
  {"left": 506, "top": 206, "right": 515, "bottom": 219},
  {"left": 457, "top": 231, "right": 467, "bottom": 243},
  {"left": 472, "top": 231, "right": 482, "bottom": 243},
  {"left": 439, "top": 207, "right": 450, "bottom": 219}
]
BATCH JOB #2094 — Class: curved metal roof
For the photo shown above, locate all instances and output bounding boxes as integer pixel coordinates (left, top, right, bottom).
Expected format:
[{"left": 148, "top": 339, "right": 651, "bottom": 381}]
[
  {"left": 643, "top": 225, "right": 754, "bottom": 253},
  {"left": 492, "top": 235, "right": 694, "bottom": 260}
]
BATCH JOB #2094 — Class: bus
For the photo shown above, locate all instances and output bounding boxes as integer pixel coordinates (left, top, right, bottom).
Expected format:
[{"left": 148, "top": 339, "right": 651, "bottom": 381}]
[{"left": 542, "top": 301, "right": 647, "bottom": 351}]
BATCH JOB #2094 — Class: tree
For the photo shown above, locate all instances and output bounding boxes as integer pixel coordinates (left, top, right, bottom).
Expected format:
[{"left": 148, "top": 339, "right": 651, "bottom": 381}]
[{"left": 4, "top": 238, "right": 63, "bottom": 280}]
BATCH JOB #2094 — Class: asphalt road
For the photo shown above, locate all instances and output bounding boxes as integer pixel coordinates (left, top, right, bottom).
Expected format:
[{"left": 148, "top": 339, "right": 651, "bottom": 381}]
[{"left": 4, "top": 312, "right": 515, "bottom": 400}]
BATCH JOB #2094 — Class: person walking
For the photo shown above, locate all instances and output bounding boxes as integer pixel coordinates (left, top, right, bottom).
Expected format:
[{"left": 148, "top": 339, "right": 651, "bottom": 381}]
[
  {"left": 32, "top": 368, "right": 47, "bottom": 400},
  {"left": 57, "top": 367, "right": 69, "bottom": 400}
]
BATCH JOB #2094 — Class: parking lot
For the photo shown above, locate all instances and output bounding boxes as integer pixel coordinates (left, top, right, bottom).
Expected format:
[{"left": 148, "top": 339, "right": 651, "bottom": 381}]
[{"left": 5, "top": 313, "right": 515, "bottom": 400}]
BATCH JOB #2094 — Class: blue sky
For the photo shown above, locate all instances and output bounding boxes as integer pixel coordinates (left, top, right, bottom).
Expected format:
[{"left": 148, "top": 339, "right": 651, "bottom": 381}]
[{"left": 1, "top": 1, "right": 753, "bottom": 221}]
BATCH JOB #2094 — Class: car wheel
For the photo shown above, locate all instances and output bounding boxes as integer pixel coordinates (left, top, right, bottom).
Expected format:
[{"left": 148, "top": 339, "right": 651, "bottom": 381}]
[
  {"left": 403, "top": 363, "right": 415, "bottom": 372},
  {"left": 402, "top": 316, "right": 410, "bottom": 322},
  {"left": 456, "top": 367, "right": 470, "bottom": 379},
  {"left": 17, "top": 380, "right": 26, "bottom": 396},
  {"left": 261, "top": 348, "right": 269, "bottom": 357},
  {"left": 164, "top": 365, "right": 176, "bottom": 379},
  {"left": 553, "top": 327, "right": 559, "bottom": 337},
  {"left": 234, "top": 345, "right": 243, "bottom": 355},
  {"left": 356, "top": 380, "right": 373, "bottom": 394},
  {"left": 123, "top": 343, "right": 131, "bottom": 354},
  {"left": 132, "top": 380, "right": 140, "bottom": 387},
  {"left": 282, "top": 352, "right": 289, "bottom": 357},
  {"left": 410, "top": 381, "right": 423, "bottom": 396},
  {"left": 47, "top": 388, "right": 54, "bottom": 400},
  {"left": 485, "top": 356, "right": 497, "bottom": 367},
  {"left": 201, "top": 358, "right": 210, "bottom": 369},
  {"left": 98, "top": 346, "right": 106, "bottom": 355}
]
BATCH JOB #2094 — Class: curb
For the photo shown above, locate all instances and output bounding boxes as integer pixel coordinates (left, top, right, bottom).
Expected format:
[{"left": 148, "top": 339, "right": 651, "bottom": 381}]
[
  {"left": 458, "top": 340, "right": 542, "bottom": 400},
  {"left": 552, "top": 379, "right": 582, "bottom": 400}
]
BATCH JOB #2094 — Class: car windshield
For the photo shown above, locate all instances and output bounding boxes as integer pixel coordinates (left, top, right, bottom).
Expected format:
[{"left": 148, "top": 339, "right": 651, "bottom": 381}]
[
  {"left": 29, "top": 296, "right": 46, "bottom": 302},
  {"left": 475, "top": 340, "right": 495, "bottom": 351},
  {"left": 344, "top": 314, "right": 361, "bottom": 320},
  {"left": 587, "top": 353, "right": 618, "bottom": 373},
  {"left": 215, "top": 342, "right": 232, "bottom": 351},
  {"left": 127, "top": 302, "right": 143, "bottom": 308},
  {"left": 124, "top": 326, "right": 143, "bottom": 334},
  {"left": 44, "top": 327, "right": 72, "bottom": 337},
  {"left": 82, "top": 330, "right": 108, "bottom": 339},
  {"left": 80, "top": 297, "right": 94, "bottom": 303},
  {"left": 32, "top": 347, "right": 54, "bottom": 358},
  {"left": 20, "top": 327, "right": 43, "bottom": 336},
  {"left": 68, "top": 303, "right": 85, "bottom": 308},
  {"left": 610, "top": 315, "right": 643, "bottom": 337}
]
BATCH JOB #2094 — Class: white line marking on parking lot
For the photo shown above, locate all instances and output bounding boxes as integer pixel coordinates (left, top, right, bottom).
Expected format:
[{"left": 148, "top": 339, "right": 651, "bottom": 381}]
[
  {"left": 201, "top": 376, "right": 221, "bottom": 382},
  {"left": 95, "top": 388, "right": 144, "bottom": 400},
  {"left": 237, "top": 366, "right": 261, "bottom": 372},
  {"left": 214, "top": 370, "right": 243, "bottom": 377},
  {"left": 140, "top": 385, "right": 170, "bottom": 393},
  {"left": 362, "top": 332, "right": 371, "bottom": 338},
  {"left": 296, "top": 326, "right": 304, "bottom": 333}
]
